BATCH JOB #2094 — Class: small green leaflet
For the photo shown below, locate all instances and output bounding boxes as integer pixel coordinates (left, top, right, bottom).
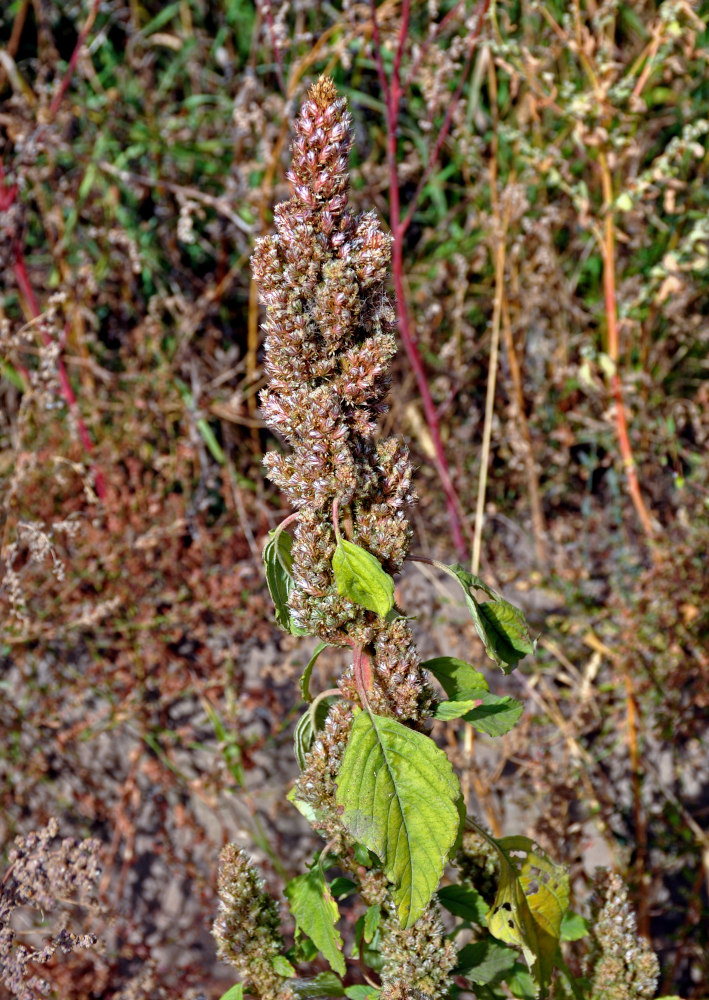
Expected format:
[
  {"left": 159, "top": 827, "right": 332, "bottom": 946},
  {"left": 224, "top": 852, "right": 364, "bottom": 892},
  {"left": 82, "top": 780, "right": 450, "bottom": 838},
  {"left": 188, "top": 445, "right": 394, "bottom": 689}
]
[
  {"left": 559, "top": 910, "right": 589, "bottom": 941},
  {"left": 424, "top": 657, "right": 524, "bottom": 737},
  {"left": 271, "top": 955, "right": 297, "bottom": 978},
  {"left": 423, "top": 656, "right": 489, "bottom": 700},
  {"left": 344, "top": 987, "right": 380, "bottom": 1000},
  {"left": 287, "top": 785, "right": 325, "bottom": 825},
  {"left": 437, "top": 883, "right": 489, "bottom": 924},
  {"left": 294, "top": 695, "right": 339, "bottom": 770},
  {"left": 363, "top": 903, "right": 381, "bottom": 943},
  {"left": 335, "top": 710, "right": 462, "bottom": 928},
  {"left": 263, "top": 529, "right": 308, "bottom": 635},
  {"left": 332, "top": 539, "right": 395, "bottom": 618},
  {"left": 285, "top": 867, "right": 346, "bottom": 976},
  {"left": 300, "top": 641, "right": 330, "bottom": 700},
  {"left": 447, "top": 566, "right": 535, "bottom": 673},
  {"left": 218, "top": 985, "right": 244, "bottom": 1000},
  {"left": 470, "top": 825, "right": 569, "bottom": 997}
]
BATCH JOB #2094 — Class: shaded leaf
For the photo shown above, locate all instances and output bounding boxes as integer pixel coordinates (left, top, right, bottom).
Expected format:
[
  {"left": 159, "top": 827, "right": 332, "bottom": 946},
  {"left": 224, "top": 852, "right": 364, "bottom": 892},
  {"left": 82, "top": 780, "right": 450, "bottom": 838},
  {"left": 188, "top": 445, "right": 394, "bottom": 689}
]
[
  {"left": 437, "top": 883, "right": 489, "bottom": 923},
  {"left": 336, "top": 710, "right": 462, "bottom": 928},
  {"left": 363, "top": 903, "right": 381, "bottom": 943},
  {"left": 455, "top": 939, "right": 519, "bottom": 984},
  {"left": 294, "top": 696, "right": 339, "bottom": 770},
  {"left": 344, "top": 988, "right": 380, "bottom": 1000},
  {"left": 285, "top": 867, "right": 346, "bottom": 976},
  {"left": 462, "top": 692, "right": 524, "bottom": 737},
  {"left": 329, "top": 877, "right": 357, "bottom": 899},
  {"left": 332, "top": 540, "right": 395, "bottom": 618},
  {"left": 433, "top": 699, "right": 484, "bottom": 721}
]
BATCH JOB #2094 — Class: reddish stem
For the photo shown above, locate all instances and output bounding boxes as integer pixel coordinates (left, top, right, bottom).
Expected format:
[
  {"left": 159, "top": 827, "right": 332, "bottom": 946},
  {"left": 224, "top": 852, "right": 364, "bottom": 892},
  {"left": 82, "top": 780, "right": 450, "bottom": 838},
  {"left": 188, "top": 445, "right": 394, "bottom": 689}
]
[
  {"left": 352, "top": 644, "right": 373, "bottom": 713},
  {"left": 48, "top": 0, "right": 102, "bottom": 118},
  {"left": 369, "top": 0, "right": 492, "bottom": 560},
  {"left": 13, "top": 245, "right": 106, "bottom": 500}
]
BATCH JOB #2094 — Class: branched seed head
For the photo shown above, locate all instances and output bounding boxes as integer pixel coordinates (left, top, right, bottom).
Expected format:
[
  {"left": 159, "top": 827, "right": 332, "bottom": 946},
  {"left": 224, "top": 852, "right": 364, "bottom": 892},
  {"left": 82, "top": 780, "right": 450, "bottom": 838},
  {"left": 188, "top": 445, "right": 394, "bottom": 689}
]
[{"left": 252, "top": 77, "right": 430, "bottom": 718}]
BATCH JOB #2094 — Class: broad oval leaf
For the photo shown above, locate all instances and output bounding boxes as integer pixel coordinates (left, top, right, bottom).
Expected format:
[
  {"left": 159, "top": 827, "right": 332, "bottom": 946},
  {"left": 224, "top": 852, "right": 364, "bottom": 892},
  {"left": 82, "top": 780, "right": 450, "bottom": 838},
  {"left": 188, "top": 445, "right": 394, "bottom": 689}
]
[
  {"left": 426, "top": 658, "right": 523, "bottom": 736},
  {"left": 432, "top": 699, "right": 484, "bottom": 721},
  {"left": 332, "top": 539, "right": 395, "bottom": 618},
  {"left": 455, "top": 938, "right": 519, "bottom": 985},
  {"left": 335, "top": 711, "right": 462, "bottom": 928},
  {"left": 285, "top": 867, "right": 346, "bottom": 976},
  {"left": 263, "top": 529, "right": 308, "bottom": 635}
]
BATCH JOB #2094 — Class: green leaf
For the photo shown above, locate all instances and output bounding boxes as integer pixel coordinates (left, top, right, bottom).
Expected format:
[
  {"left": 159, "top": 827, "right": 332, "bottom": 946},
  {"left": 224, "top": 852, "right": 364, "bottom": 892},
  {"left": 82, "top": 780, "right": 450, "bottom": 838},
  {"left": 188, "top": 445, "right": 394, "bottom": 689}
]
[
  {"left": 329, "top": 877, "right": 357, "bottom": 899},
  {"left": 300, "top": 641, "right": 330, "bottom": 700},
  {"left": 433, "top": 699, "right": 484, "bottom": 721},
  {"left": 218, "top": 985, "right": 244, "bottom": 1000},
  {"left": 447, "top": 566, "right": 535, "bottom": 673},
  {"left": 481, "top": 832, "right": 570, "bottom": 996},
  {"left": 455, "top": 939, "right": 519, "bottom": 984},
  {"left": 363, "top": 903, "right": 381, "bottom": 943},
  {"left": 291, "top": 973, "right": 345, "bottom": 998},
  {"left": 423, "top": 656, "right": 489, "bottom": 700},
  {"left": 271, "top": 955, "right": 297, "bottom": 978},
  {"left": 285, "top": 867, "right": 346, "bottom": 976},
  {"left": 344, "top": 988, "right": 380, "bottom": 1000},
  {"left": 335, "top": 711, "right": 462, "bottom": 928},
  {"left": 560, "top": 910, "right": 589, "bottom": 941},
  {"left": 332, "top": 539, "right": 395, "bottom": 618},
  {"left": 287, "top": 786, "right": 325, "bottom": 825},
  {"left": 425, "top": 659, "right": 523, "bottom": 736},
  {"left": 505, "top": 963, "right": 538, "bottom": 1000},
  {"left": 294, "top": 696, "right": 339, "bottom": 770},
  {"left": 437, "top": 883, "right": 489, "bottom": 923},
  {"left": 263, "top": 529, "right": 307, "bottom": 634},
  {"left": 462, "top": 692, "right": 524, "bottom": 737}
]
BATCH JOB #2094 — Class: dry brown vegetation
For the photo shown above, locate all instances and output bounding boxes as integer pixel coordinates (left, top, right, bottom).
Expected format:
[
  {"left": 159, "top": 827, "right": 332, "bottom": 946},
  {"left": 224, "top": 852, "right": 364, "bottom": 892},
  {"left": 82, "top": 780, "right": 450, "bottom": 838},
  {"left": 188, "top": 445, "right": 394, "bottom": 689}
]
[{"left": 0, "top": 1, "right": 708, "bottom": 997}]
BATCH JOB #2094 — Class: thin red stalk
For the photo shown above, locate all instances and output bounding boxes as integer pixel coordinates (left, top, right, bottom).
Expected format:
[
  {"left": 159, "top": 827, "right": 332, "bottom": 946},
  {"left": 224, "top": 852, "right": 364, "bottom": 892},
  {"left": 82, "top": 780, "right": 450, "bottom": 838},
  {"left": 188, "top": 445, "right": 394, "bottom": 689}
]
[
  {"left": 260, "top": 1, "right": 286, "bottom": 95},
  {"left": 48, "top": 0, "right": 102, "bottom": 118},
  {"left": 13, "top": 245, "right": 106, "bottom": 498},
  {"left": 369, "top": 0, "right": 473, "bottom": 559},
  {"left": 401, "top": 0, "right": 490, "bottom": 237}
]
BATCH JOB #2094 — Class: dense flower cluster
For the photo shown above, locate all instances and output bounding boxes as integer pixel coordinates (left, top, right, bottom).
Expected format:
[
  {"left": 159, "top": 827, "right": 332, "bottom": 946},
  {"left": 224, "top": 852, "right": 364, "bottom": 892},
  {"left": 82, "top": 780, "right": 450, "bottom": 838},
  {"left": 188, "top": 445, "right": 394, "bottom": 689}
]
[
  {"left": 213, "top": 845, "right": 293, "bottom": 1000},
  {"left": 584, "top": 870, "right": 660, "bottom": 1000},
  {"left": 252, "top": 77, "right": 430, "bottom": 722}
]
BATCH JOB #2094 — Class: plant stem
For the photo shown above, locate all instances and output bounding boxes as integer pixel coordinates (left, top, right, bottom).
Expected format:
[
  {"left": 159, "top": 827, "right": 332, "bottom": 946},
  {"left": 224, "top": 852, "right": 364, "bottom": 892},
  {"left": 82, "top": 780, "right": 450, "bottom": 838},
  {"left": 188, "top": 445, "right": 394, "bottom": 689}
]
[{"left": 598, "top": 149, "right": 655, "bottom": 538}]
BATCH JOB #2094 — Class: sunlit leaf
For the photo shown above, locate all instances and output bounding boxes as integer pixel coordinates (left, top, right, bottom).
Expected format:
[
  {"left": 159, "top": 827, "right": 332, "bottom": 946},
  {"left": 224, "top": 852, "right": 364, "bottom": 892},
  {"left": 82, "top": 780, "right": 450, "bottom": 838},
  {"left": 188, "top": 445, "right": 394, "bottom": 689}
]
[
  {"left": 218, "top": 985, "right": 244, "bottom": 1000},
  {"left": 478, "top": 829, "right": 569, "bottom": 996},
  {"left": 336, "top": 710, "right": 462, "bottom": 928},
  {"left": 423, "top": 656, "right": 489, "bottom": 700},
  {"left": 285, "top": 867, "right": 346, "bottom": 976},
  {"left": 332, "top": 539, "right": 395, "bottom": 618},
  {"left": 271, "top": 955, "right": 297, "bottom": 978}
]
